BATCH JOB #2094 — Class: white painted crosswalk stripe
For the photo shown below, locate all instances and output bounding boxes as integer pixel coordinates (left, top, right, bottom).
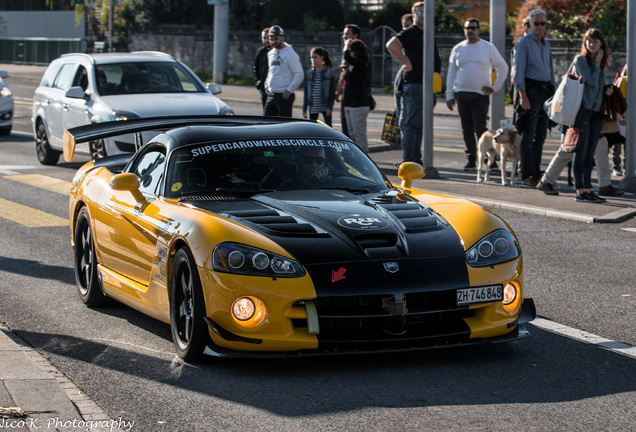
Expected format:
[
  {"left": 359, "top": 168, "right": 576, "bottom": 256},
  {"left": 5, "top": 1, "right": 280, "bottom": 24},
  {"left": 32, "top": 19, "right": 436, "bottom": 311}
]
[
  {"left": 0, "top": 197, "right": 67, "bottom": 227},
  {"left": 4, "top": 174, "right": 71, "bottom": 195},
  {"left": 533, "top": 318, "right": 636, "bottom": 360}
]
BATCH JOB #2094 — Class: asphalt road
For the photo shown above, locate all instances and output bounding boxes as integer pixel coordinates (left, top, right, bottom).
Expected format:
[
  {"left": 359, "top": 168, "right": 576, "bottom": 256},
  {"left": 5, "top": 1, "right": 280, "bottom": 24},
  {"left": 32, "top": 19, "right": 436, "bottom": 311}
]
[{"left": 0, "top": 68, "right": 635, "bottom": 431}]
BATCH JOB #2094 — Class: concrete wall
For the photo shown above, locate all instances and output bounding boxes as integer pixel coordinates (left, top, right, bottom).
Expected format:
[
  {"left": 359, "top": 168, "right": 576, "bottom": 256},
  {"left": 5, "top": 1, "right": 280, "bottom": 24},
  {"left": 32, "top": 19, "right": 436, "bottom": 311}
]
[{"left": 0, "top": 11, "right": 83, "bottom": 38}]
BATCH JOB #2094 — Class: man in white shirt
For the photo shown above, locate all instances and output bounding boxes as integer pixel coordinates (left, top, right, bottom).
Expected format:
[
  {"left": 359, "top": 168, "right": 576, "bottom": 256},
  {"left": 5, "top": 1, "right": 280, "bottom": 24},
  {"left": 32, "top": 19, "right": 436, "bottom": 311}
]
[
  {"left": 264, "top": 25, "right": 304, "bottom": 117},
  {"left": 446, "top": 18, "right": 509, "bottom": 171}
]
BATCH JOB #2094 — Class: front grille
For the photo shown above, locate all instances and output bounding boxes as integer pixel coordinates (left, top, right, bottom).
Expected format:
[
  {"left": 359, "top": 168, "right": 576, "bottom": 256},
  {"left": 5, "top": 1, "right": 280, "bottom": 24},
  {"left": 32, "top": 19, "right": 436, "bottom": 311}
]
[{"left": 308, "top": 290, "right": 474, "bottom": 344}]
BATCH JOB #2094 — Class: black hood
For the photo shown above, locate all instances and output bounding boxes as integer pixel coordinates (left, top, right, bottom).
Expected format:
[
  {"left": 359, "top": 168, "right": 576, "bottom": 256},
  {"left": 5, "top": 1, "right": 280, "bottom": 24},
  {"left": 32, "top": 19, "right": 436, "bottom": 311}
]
[{"left": 186, "top": 189, "right": 469, "bottom": 296}]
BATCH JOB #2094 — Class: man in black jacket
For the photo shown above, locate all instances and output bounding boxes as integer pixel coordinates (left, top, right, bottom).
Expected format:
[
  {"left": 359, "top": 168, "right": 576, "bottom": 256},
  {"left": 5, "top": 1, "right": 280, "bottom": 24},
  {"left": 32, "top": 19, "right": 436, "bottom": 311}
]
[{"left": 253, "top": 27, "right": 271, "bottom": 114}]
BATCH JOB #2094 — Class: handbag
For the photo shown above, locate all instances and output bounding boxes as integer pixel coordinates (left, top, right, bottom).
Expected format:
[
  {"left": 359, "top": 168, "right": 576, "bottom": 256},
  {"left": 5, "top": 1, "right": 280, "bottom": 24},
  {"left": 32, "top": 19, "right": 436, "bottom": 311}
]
[
  {"left": 561, "top": 127, "right": 582, "bottom": 153},
  {"left": 381, "top": 112, "right": 401, "bottom": 147},
  {"left": 544, "top": 60, "right": 585, "bottom": 126}
]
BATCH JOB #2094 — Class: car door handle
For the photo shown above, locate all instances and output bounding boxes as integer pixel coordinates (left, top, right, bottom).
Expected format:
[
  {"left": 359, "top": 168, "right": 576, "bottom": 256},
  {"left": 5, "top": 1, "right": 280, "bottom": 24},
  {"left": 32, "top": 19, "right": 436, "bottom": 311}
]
[{"left": 63, "top": 103, "right": 69, "bottom": 111}]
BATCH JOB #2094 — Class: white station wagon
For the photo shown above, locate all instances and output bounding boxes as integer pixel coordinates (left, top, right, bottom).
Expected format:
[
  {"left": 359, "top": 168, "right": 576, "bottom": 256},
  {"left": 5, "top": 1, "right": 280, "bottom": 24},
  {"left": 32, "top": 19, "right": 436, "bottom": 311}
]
[{"left": 32, "top": 51, "right": 233, "bottom": 165}]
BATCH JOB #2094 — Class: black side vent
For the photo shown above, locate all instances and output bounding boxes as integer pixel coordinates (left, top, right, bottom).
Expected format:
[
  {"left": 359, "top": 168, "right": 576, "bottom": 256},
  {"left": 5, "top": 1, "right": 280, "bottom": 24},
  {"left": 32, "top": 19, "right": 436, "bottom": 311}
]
[
  {"left": 379, "top": 203, "right": 441, "bottom": 233},
  {"left": 224, "top": 209, "right": 322, "bottom": 236},
  {"left": 181, "top": 194, "right": 241, "bottom": 201}
]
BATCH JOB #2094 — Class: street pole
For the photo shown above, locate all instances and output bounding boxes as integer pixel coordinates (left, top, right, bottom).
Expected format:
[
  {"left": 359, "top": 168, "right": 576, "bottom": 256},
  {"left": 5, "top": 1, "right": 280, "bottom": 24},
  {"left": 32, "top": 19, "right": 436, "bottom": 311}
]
[
  {"left": 489, "top": 0, "right": 506, "bottom": 130},
  {"left": 620, "top": 0, "right": 636, "bottom": 191},
  {"left": 213, "top": 0, "right": 229, "bottom": 84},
  {"left": 422, "top": 0, "right": 438, "bottom": 178}
]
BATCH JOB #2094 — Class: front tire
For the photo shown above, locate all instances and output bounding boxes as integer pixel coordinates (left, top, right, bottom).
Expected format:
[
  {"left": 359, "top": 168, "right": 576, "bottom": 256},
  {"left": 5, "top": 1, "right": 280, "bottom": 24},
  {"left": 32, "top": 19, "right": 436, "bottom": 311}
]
[
  {"left": 170, "top": 248, "right": 209, "bottom": 361},
  {"left": 74, "top": 207, "right": 106, "bottom": 306},
  {"left": 35, "top": 120, "right": 60, "bottom": 165}
]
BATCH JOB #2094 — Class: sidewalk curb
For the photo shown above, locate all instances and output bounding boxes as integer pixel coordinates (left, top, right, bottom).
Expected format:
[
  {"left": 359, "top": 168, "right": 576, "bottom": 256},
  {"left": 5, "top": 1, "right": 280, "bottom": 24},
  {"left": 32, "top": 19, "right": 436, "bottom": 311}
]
[{"left": 0, "top": 323, "right": 126, "bottom": 432}]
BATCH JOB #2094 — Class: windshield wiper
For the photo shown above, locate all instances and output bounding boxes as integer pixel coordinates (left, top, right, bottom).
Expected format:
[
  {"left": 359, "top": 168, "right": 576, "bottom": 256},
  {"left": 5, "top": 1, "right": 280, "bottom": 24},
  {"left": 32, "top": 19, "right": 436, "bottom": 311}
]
[{"left": 316, "top": 187, "right": 370, "bottom": 194}]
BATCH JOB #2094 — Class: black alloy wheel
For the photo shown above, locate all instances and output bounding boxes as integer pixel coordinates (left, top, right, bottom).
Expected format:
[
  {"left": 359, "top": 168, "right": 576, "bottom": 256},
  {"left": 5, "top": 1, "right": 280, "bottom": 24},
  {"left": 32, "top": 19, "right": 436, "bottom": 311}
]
[
  {"left": 74, "top": 207, "right": 106, "bottom": 306},
  {"left": 35, "top": 120, "right": 60, "bottom": 165},
  {"left": 170, "top": 248, "right": 209, "bottom": 361}
]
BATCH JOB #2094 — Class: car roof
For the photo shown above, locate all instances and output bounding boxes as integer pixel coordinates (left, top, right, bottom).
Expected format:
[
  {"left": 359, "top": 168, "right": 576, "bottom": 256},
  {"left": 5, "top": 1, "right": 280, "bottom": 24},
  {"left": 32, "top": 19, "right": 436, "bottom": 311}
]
[
  {"left": 57, "top": 51, "right": 177, "bottom": 65},
  {"left": 162, "top": 121, "right": 351, "bottom": 151}
]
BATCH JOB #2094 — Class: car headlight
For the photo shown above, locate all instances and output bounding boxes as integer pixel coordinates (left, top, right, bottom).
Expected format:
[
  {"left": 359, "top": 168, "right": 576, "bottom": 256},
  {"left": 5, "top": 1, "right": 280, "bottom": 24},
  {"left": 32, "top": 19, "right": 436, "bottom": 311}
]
[
  {"left": 110, "top": 110, "right": 139, "bottom": 121},
  {"left": 0, "top": 87, "right": 11, "bottom": 98},
  {"left": 219, "top": 105, "right": 234, "bottom": 116},
  {"left": 213, "top": 242, "right": 305, "bottom": 277},
  {"left": 466, "top": 229, "right": 520, "bottom": 267}
]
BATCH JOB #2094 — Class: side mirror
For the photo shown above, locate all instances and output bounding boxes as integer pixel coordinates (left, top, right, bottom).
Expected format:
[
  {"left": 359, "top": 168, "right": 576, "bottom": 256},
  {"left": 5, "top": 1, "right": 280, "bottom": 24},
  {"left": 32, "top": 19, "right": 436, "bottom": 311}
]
[
  {"left": 65, "top": 86, "right": 87, "bottom": 100},
  {"left": 109, "top": 173, "right": 140, "bottom": 191},
  {"left": 109, "top": 173, "right": 145, "bottom": 202},
  {"left": 398, "top": 162, "right": 425, "bottom": 189},
  {"left": 206, "top": 82, "right": 222, "bottom": 95}
]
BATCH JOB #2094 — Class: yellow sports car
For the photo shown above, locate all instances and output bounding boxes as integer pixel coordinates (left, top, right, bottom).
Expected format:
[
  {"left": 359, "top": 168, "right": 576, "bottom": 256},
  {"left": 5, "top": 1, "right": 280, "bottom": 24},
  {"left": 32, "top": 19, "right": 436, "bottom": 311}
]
[{"left": 65, "top": 116, "right": 535, "bottom": 361}]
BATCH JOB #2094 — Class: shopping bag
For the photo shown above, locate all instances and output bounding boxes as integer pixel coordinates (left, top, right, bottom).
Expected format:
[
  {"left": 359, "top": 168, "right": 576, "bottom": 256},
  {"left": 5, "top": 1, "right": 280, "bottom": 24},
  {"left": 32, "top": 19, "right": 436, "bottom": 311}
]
[
  {"left": 381, "top": 112, "right": 401, "bottom": 147},
  {"left": 561, "top": 127, "right": 582, "bottom": 153},
  {"left": 544, "top": 62, "right": 584, "bottom": 126},
  {"left": 433, "top": 72, "right": 442, "bottom": 93}
]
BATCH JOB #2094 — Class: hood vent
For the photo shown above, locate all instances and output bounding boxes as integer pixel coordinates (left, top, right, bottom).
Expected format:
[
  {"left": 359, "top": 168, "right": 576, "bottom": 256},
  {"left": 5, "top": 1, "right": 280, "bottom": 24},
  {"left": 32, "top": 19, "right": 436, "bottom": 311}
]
[
  {"left": 181, "top": 194, "right": 240, "bottom": 201},
  {"left": 224, "top": 208, "right": 323, "bottom": 237},
  {"left": 378, "top": 203, "right": 441, "bottom": 233}
]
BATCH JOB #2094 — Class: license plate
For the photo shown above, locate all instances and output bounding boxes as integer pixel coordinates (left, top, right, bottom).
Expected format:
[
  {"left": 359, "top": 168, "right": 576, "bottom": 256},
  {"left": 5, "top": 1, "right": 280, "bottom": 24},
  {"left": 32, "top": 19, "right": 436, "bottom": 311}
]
[{"left": 456, "top": 285, "right": 503, "bottom": 305}]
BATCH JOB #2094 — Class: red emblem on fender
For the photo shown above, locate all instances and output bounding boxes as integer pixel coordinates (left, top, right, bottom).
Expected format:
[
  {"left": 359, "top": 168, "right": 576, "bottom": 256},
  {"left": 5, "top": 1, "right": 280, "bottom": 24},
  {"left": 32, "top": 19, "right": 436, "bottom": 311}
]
[{"left": 332, "top": 267, "right": 347, "bottom": 282}]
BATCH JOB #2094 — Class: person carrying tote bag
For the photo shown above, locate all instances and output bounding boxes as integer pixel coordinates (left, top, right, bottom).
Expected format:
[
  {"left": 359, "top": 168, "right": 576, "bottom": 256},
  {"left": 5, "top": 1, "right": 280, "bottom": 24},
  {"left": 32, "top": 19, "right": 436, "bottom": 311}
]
[
  {"left": 544, "top": 60, "right": 585, "bottom": 126},
  {"left": 570, "top": 28, "right": 614, "bottom": 203}
]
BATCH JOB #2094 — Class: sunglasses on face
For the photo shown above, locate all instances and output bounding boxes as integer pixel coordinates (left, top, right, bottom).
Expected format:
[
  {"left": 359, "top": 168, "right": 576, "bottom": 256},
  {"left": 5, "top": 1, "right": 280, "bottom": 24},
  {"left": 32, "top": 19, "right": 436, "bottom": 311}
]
[
  {"left": 302, "top": 156, "right": 325, "bottom": 165},
  {"left": 533, "top": 21, "right": 547, "bottom": 27},
  {"left": 464, "top": 26, "right": 478, "bottom": 30}
]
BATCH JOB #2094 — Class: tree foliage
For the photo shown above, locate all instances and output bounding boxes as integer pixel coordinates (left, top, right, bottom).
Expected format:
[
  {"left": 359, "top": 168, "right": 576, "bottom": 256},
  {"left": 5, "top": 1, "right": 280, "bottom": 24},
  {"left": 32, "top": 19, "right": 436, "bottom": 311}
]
[
  {"left": 513, "top": 0, "right": 627, "bottom": 40},
  {"left": 261, "top": 0, "right": 346, "bottom": 31}
]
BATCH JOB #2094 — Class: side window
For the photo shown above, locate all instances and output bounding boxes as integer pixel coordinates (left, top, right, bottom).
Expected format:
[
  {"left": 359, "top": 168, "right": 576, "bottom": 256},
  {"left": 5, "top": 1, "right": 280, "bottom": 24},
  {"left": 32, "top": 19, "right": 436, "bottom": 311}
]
[
  {"left": 73, "top": 66, "right": 89, "bottom": 91},
  {"left": 53, "top": 64, "right": 78, "bottom": 91},
  {"left": 132, "top": 150, "right": 166, "bottom": 196},
  {"left": 40, "top": 63, "right": 62, "bottom": 87}
]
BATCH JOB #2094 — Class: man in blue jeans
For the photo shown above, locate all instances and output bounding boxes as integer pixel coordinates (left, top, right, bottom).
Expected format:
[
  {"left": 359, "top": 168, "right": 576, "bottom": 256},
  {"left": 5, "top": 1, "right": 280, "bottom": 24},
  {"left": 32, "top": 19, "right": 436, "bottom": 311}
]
[
  {"left": 386, "top": 1, "right": 440, "bottom": 166},
  {"left": 512, "top": 9, "right": 557, "bottom": 187}
]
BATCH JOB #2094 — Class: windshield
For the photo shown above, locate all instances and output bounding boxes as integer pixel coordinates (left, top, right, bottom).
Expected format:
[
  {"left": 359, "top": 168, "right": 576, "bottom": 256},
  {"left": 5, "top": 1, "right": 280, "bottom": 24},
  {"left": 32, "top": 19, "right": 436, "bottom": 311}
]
[
  {"left": 94, "top": 61, "right": 204, "bottom": 96},
  {"left": 164, "top": 139, "right": 390, "bottom": 198}
]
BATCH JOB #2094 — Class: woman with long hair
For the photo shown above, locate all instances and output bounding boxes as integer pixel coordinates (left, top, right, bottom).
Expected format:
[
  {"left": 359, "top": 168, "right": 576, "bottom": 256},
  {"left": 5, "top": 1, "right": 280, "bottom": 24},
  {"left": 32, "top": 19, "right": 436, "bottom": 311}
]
[
  {"left": 343, "top": 38, "right": 372, "bottom": 152},
  {"left": 572, "top": 28, "right": 613, "bottom": 202},
  {"left": 303, "top": 47, "right": 335, "bottom": 126}
]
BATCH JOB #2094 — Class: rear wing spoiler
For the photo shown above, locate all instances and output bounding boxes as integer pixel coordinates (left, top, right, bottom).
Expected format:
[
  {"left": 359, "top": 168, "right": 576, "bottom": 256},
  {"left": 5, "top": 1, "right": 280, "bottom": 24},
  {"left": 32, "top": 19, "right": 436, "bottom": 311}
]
[{"left": 62, "top": 115, "right": 316, "bottom": 162}]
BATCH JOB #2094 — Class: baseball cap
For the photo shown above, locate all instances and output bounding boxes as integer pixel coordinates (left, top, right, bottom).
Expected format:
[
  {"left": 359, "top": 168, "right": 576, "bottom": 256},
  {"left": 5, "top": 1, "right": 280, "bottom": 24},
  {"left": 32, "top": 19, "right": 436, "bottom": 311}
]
[{"left": 269, "top": 25, "right": 285, "bottom": 36}]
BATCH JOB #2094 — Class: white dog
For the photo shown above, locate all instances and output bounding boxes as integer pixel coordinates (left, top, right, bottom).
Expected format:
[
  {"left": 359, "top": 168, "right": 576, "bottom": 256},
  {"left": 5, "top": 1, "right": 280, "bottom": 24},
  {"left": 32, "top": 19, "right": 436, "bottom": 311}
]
[{"left": 476, "top": 127, "right": 521, "bottom": 186}]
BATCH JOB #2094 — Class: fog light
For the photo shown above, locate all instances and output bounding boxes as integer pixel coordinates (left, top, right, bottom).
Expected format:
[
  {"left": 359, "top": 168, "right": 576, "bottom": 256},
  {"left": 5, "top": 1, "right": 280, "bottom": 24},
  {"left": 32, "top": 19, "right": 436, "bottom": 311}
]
[
  {"left": 502, "top": 283, "right": 517, "bottom": 305},
  {"left": 232, "top": 297, "right": 255, "bottom": 321}
]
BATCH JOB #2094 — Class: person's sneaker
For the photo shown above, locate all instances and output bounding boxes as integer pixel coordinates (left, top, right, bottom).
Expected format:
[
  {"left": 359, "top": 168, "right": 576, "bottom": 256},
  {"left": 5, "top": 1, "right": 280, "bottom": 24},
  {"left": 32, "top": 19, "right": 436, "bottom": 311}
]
[
  {"left": 612, "top": 169, "right": 624, "bottom": 176},
  {"left": 588, "top": 191, "right": 606, "bottom": 202},
  {"left": 598, "top": 185, "right": 624, "bottom": 196},
  {"left": 574, "top": 192, "right": 598, "bottom": 203},
  {"left": 463, "top": 161, "right": 476, "bottom": 171},
  {"left": 520, "top": 177, "right": 539, "bottom": 188},
  {"left": 537, "top": 180, "right": 558, "bottom": 196}
]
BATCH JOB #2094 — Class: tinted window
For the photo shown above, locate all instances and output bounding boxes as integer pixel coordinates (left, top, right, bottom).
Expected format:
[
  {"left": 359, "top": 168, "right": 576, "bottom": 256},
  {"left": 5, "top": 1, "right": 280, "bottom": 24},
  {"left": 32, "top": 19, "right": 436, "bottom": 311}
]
[
  {"left": 53, "top": 64, "right": 78, "bottom": 91},
  {"left": 164, "top": 139, "right": 388, "bottom": 198},
  {"left": 132, "top": 149, "right": 166, "bottom": 196},
  {"left": 40, "top": 63, "right": 62, "bottom": 87},
  {"left": 94, "top": 61, "right": 204, "bottom": 96}
]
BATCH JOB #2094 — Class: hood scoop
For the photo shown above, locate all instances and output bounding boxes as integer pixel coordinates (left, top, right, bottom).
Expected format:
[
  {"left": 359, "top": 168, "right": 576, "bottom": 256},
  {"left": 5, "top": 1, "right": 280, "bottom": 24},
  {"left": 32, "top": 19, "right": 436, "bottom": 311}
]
[
  {"left": 223, "top": 208, "right": 327, "bottom": 237},
  {"left": 376, "top": 202, "right": 442, "bottom": 233}
]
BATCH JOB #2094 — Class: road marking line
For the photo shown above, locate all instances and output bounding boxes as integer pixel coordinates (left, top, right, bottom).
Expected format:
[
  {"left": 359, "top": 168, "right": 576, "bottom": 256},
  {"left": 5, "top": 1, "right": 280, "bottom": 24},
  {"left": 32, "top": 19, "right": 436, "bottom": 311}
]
[
  {"left": 0, "top": 165, "right": 35, "bottom": 175},
  {"left": 4, "top": 174, "right": 71, "bottom": 195},
  {"left": 533, "top": 318, "right": 636, "bottom": 360},
  {"left": 0, "top": 198, "right": 68, "bottom": 227}
]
